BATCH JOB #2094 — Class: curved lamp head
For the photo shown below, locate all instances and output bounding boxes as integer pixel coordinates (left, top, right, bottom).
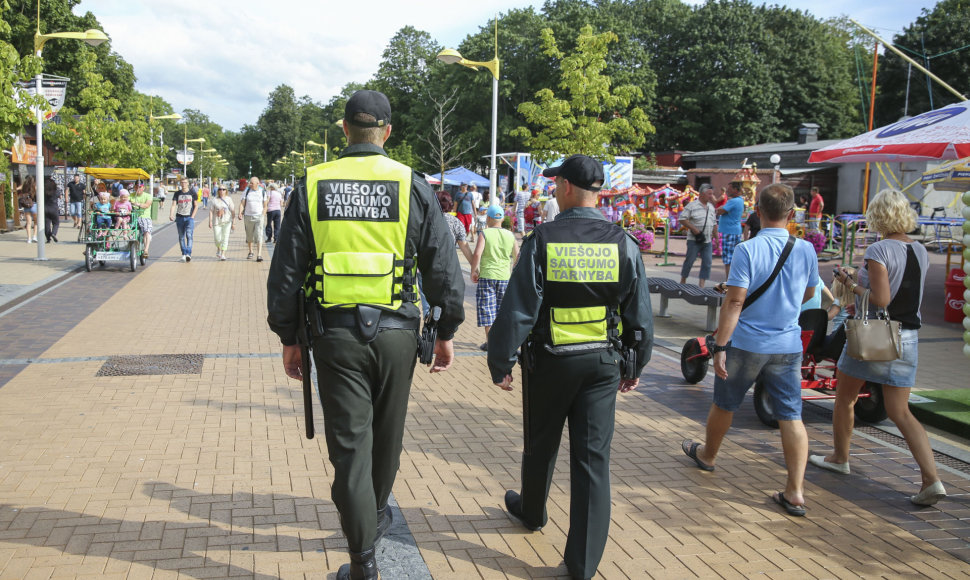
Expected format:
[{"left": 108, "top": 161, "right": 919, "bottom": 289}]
[
  {"left": 201, "top": 148, "right": 217, "bottom": 153},
  {"left": 186, "top": 137, "right": 205, "bottom": 143},
  {"left": 35, "top": 29, "right": 109, "bottom": 53},
  {"left": 151, "top": 113, "right": 182, "bottom": 121},
  {"left": 290, "top": 150, "right": 304, "bottom": 156},
  {"left": 437, "top": 48, "right": 463, "bottom": 65},
  {"left": 306, "top": 140, "right": 324, "bottom": 147}
]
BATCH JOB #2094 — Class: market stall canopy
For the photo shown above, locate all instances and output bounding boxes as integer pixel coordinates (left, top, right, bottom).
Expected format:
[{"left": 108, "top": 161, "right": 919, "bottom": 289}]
[
  {"left": 428, "top": 167, "right": 489, "bottom": 188},
  {"left": 921, "top": 157, "right": 970, "bottom": 192},
  {"left": 82, "top": 167, "right": 151, "bottom": 181},
  {"left": 809, "top": 101, "right": 970, "bottom": 164},
  {"left": 422, "top": 173, "right": 441, "bottom": 185}
]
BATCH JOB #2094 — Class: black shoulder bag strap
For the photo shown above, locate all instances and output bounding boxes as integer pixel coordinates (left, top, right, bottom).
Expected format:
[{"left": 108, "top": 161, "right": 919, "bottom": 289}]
[{"left": 742, "top": 235, "right": 796, "bottom": 311}]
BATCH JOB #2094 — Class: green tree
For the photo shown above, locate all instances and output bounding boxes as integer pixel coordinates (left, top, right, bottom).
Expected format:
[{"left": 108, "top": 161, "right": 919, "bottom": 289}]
[
  {"left": 0, "top": 1, "right": 41, "bottom": 150},
  {"left": 759, "top": 7, "right": 864, "bottom": 141},
  {"left": 5, "top": 0, "right": 135, "bottom": 113},
  {"left": 373, "top": 26, "right": 440, "bottom": 165},
  {"left": 257, "top": 84, "right": 300, "bottom": 168},
  {"left": 876, "top": 0, "right": 970, "bottom": 126},
  {"left": 512, "top": 24, "right": 654, "bottom": 163},
  {"left": 44, "top": 50, "right": 124, "bottom": 166}
]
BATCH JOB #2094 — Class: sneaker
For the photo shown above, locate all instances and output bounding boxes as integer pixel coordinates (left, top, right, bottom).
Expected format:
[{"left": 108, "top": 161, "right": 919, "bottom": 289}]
[
  {"left": 220, "top": 255, "right": 227, "bottom": 261},
  {"left": 186, "top": 255, "right": 191, "bottom": 262},
  {"left": 141, "top": 252, "right": 148, "bottom": 259},
  {"left": 180, "top": 255, "right": 187, "bottom": 262},
  {"left": 51, "top": 234, "right": 58, "bottom": 243},
  {"left": 26, "top": 238, "right": 32, "bottom": 244},
  {"left": 247, "top": 252, "right": 254, "bottom": 260},
  {"left": 256, "top": 255, "right": 263, "bottom": 262}
]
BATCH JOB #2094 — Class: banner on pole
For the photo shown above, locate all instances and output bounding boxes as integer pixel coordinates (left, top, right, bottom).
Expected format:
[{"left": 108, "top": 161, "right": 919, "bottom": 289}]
[
  {"left": 18, "top": 75, "right": 70, "bottom": 121},
  {"left": 176, "top": 152, "right": 195, "bottom": 164}
]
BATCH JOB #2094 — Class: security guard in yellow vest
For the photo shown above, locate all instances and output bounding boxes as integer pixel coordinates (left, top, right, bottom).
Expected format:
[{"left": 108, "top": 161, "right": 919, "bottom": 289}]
[
  {"left": 487, "top": 155, "right": 653, "bottom": 580},
  {"left": 267, "top": 90, "right": 464, "bottom": 580}
]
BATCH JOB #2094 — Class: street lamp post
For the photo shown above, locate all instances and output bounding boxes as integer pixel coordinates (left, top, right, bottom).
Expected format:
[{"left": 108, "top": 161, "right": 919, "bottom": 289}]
[
  {"left": 183, "top": 126, "right": 204, "bottom": 179},
  {"left": 148, "top": 110, "right": 182, "bottom": 203},
  {"left": 32, "top": 1, "right": 108, "bottom": 259},
  {"left": 200, "top": 148, "right": 217, "bottom": 192},
  {"left": 437, "top": 16, "right": 500, "bottom": 206}
]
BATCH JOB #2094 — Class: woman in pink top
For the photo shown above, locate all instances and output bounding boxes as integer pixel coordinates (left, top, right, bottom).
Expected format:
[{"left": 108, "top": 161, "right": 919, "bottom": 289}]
[{"left": 264, "top": 183, "right": 284, "bottom": 244}]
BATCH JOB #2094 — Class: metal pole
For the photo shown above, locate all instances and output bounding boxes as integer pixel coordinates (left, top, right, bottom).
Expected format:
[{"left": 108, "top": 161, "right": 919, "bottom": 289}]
[
  {"left": 34, "top": 71, "right": 46, "bottom": 259},
  {"left": 489, "top": 74, "right": 499, "bottom": 206},
  {"left": 149, "top": 124, "right": 154, "bottom": 201},
  {"left": 656, "top": 219, "right": 675, "bottom": 266}
]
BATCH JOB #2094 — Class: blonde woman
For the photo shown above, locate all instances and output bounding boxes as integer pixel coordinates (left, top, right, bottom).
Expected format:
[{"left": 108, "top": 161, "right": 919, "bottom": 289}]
[
  {"left": 809, "top": 189, "right": 945, "bottom": 506},
  {"left": 209, "top": 186, "right": 235, "bottom": 261}
]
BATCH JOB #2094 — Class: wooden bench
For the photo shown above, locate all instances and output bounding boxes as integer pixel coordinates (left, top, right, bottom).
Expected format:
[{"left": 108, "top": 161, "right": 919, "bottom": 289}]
[{"left": 647, "top": 277, "right": 723, "bottom": 331}]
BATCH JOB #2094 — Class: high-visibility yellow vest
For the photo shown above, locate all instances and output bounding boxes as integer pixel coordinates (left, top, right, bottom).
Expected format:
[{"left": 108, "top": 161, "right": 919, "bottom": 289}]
[
  {"left": 533, "top": 219, "right": 629, "bottom": 351},
  {"left": 305, "top": 155, "right": 415, "bottom": 311}
]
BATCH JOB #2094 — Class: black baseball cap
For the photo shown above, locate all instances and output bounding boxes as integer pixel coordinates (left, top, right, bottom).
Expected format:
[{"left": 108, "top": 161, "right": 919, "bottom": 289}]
[
  {"left": 542, "top": 154, "right": 604, "bottom": 191},
  {"left": 344, "top": 90, "right": 391, "bottom": 128}
]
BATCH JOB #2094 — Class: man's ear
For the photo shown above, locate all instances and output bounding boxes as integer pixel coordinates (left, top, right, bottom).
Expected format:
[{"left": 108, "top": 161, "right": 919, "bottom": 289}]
[{"left": 382, "top": 124, "right": 392, "bottom": 143}]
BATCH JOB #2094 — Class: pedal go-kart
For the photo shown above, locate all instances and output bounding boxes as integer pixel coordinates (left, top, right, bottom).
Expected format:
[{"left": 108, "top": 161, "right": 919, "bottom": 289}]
[
  {"left": 79, "top": 168, "right": 150, "bottom": 273},
  {"left": 680, "top": 309, "right": 888, "bottom": 427},
  {"left": 83, "top": 210, "right": 145, "bottom": 272}
]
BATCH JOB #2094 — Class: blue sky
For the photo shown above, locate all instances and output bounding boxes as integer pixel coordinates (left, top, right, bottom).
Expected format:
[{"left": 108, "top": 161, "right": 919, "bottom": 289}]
[{"left": 75, "top": 0, "right": 939, "bottom": 132}]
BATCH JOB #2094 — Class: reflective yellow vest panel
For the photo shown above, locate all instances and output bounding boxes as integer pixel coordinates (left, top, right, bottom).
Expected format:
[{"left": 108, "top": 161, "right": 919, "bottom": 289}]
[{"left": 305, "top": 155, "right": 412, "bottom": 310}]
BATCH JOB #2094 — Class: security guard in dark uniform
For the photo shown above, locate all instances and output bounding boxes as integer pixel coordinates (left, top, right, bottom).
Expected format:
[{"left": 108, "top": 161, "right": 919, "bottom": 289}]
[
  {"left": 487, "top": 155, "right": 653, "bottom": 580},
  {"left": 267, "top": 90, "right": 464, "bottom": 580}
]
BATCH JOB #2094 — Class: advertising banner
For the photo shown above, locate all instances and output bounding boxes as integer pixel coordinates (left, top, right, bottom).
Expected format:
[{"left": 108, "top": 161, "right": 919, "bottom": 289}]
[{"left": 18, "top": 75, "right": 70, "bottom": 121}]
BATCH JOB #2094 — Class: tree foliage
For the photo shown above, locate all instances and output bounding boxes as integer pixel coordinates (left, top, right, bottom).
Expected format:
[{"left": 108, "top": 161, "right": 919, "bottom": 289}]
[
  {"left": 0, "top": 0, "right": 41, "bottom": 149},
  {"left": 512, "top": 24, "right": 654, "bottom": 162}
]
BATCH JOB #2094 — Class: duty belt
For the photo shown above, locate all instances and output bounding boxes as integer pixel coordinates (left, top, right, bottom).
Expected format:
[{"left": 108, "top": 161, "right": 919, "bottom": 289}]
[{"left": 321, "top": 308, "right": 419, "bottom": 331}]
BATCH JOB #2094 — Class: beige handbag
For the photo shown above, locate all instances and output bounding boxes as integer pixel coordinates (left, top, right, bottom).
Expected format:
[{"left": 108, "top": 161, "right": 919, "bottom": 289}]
[{"left": 845, "top": 290, "right": 902, "bottom": 361}]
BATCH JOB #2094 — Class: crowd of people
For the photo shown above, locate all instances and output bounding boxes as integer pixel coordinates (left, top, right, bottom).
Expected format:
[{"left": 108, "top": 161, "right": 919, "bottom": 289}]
[{"left": 3, "top": 89, "right": 947, "bottom": 580}]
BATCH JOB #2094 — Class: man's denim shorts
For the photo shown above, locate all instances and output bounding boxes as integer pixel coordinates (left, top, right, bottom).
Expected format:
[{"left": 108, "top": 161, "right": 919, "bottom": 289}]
[{"left": 713, "top": 347, "right": 803, "bottom": 421}]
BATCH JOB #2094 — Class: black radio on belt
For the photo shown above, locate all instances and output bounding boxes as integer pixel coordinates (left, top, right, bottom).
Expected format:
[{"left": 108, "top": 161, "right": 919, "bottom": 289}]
[
  {"left": 620, "top": 330, "right": 643, "bottom": 380},
  {"left": 419, "top": 306, "right": 441, "bottom": 364}
]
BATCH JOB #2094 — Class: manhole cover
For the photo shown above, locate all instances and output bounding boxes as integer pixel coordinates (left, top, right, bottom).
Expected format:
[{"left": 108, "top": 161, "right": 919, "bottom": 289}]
[{"left": 96, "top": 354, "right": 204, "bottom": 376}]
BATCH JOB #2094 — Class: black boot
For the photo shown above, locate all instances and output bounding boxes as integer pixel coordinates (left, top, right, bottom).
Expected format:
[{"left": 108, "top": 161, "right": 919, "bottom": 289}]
[
  {"left": 336, "top": 548, "right": 380, "bottom": 580},
  {"left": 375, "top": 504, "right": 392, "bottom": 545}
]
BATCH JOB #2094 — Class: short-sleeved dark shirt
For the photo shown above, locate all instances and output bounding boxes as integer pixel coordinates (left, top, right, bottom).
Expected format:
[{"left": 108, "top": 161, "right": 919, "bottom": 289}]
[{"left": 68, "top": 181, "right": 86, "bottom": 202}]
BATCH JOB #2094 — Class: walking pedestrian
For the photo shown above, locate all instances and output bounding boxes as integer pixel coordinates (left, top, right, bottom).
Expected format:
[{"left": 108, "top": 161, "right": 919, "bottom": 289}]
[
  {"left": 487, "top": 154, "right": 654, "bottom": 580},
  {"left": 239, "top": 176, "right": 267, "bottom": 262},
  {"left": 169, "top": 177, "right": 198, "bottom": 261},
  {"left": 67, "top": 174, "right": 85, "bottom": 228},
  {"left": 130, "top": 183, "right": 154, "bottom": 259},
  {"left": 19, "top": 176, "right": 37, "bottom": 243},
  {"left": 43, "top": 177, "right": 60, "bottom": 243},
  {"left": 680, "top": 184, "right": 717, "bottom": 287},
  {"left": 809, "top": 189, "right": 946, "bottom": 505},
  {"left": 514, "top": 188, "right": 532, "bottom": 234},
  {"left": 682, "top": 183, "right": 817, "bottom": 517},
  {"left": 209, "top": 186, "right": 235, "bottom": 260},
  {"left": 267, "top": 90, "right": 465, "bottom": 580},
  {"left": 716, "top": 181, "right": 745, "bottom": 277},
  {"left": 453, "top": 183, "right": 475, "bottom": 236},
  {"left": 471, "top": 204, "right": 517, "bottom": 351},
  {"left": 264, "top": 183, "right": 283, "bottom": 244}
]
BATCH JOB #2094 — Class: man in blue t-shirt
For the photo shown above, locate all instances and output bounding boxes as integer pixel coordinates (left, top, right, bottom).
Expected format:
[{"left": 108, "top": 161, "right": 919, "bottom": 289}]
[
  {"left": 453, "top": 183, "right": 475, "bottom": 236},
  {"left": 716, "top": 181, "right": 745, "bottom": 277},
  {"left": 681, "top": 183, "right": 818, "bottom": 518}
]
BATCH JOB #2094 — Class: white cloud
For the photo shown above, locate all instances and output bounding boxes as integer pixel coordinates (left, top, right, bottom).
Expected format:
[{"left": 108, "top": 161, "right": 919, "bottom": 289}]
[{"left": 75, "top": 0, "right": 935, "bottom": 131}]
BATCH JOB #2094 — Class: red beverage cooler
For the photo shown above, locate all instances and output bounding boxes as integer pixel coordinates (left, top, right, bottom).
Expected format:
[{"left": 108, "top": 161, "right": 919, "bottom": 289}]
[{"left": 944, "top": 268, "right": 966, "bottom": 323}]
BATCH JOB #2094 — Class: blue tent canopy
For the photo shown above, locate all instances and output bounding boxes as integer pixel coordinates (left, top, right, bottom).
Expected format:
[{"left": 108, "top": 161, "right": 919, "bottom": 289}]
[{"left": 428, "top": 167, "right": 489, "bottom": 189}]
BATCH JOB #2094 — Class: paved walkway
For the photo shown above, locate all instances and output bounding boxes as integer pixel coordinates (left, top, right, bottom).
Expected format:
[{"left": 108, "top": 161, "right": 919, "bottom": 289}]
[{"left": 0, "top": 211, "right": 968, "bottom": 578}]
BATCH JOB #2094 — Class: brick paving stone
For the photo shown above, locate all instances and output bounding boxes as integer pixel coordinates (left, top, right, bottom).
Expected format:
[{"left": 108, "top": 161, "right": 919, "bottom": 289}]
[{"left": 1, "top": 235, "right": 969, "bottom": 579}]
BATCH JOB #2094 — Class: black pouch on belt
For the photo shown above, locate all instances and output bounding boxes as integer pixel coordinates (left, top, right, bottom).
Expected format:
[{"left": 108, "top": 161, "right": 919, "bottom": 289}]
[{"left": 355, "top": 305, "right": 382, "bottom": 343}]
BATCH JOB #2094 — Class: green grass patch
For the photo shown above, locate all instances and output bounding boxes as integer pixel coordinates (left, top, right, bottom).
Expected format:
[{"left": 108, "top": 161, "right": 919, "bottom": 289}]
[{"left": 909, "top": 389, "right": 970, "bottom": 437}]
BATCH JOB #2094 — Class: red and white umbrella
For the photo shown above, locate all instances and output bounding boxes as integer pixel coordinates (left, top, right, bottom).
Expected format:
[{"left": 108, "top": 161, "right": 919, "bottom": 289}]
[{"left": 809, "top": 101, "right": 970, "bottom": 164}]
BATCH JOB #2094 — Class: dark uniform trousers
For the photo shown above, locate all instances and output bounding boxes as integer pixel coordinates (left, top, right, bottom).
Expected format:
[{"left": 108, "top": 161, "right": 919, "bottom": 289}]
[
  {"left": 312, "top": 326, "right": 419, "bottom": 552},
  {"left": 521, "top": 346, "right": 621, "bottom": 579}
]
